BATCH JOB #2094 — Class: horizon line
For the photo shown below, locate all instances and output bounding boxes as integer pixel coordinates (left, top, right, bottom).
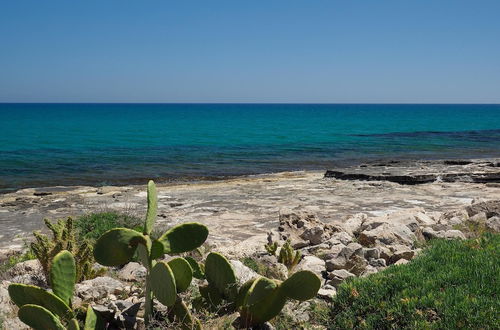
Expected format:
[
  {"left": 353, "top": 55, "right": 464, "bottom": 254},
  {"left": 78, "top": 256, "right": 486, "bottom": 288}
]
[{"left": 1, "top": 102, "right": 499, "bottom": 105}]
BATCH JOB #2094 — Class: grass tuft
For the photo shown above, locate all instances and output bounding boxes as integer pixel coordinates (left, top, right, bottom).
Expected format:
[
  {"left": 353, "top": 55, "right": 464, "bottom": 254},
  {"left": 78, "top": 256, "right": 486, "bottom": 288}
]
[{"left": 74, "top": 211, "right": 143, "bottom": 243}]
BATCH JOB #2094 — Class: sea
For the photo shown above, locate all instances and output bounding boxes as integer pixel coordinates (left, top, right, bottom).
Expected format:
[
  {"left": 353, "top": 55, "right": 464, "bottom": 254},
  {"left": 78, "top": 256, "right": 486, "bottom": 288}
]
[{"left": 1, "top": 103, "right": 499, "bottom": 192}]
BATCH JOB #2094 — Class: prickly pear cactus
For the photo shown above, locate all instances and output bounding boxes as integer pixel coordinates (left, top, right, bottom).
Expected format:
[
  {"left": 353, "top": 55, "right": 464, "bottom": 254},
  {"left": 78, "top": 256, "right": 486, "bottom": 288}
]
[
  {"left": 238, "top": 270, "right": 321, "bottom": 327},
  {"left": 50, "top": 250, "right": 76, "bottom": 306},
  {"left": 199, "top": 252, "right": 238, "bottom": 311},
  {"left": 93, "top": 180, "right": 209, "bottom": 326},
  {"left": 18, "top": 304, "right": 66, "bottom": 330},
  {"left": 8, "top": 283, "right": 73, "bottom": 321}
]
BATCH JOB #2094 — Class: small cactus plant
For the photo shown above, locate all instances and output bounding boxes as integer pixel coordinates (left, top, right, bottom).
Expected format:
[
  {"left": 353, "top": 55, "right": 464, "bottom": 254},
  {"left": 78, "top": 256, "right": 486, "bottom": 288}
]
[
  {"left": 198, "top": 252, "right": 238, "bottom": 312},
  {"left": 236, "top": 270, "right": 321, "bottom": 327},
  {"left": 278, "top": 240, "right": 302, "bottom": 271},
  {"left": 31, "top": 217, "right": 100, "bottom": 283},
  {"left": 8, "top": 250, "right": 101, "bottom": 330},
  {"left": 93, "top": 180, "right": 208, "bottom": 328}
]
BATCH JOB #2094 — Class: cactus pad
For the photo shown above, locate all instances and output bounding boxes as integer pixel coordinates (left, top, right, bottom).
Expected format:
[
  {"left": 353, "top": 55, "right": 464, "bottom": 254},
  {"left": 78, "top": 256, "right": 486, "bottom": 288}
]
[
  {"left": 150, "top": 239, "right": 165, "bottom": 260},
  {"left": 205, "top": 252, "right": 237, "bottom": 298},
  {"left": 241, "top": 288, "right": 288, "bottom": 325},
  {"left": 18, "top": 304, "right": 66, "bottom": 330},
  {"left": 50, "top": 250, "right": 76, "bottom": 306},
  {"left": 159, "top": 222, "right": 208, "bottom": 254},
  {"left": 281, "top": 270, "right": 321, "bottom": 301},
  {"left": 84, "top": 305, "right": 103, "bottom": 330},
  {"left": 184, "top": 256, "right": 205, "bottom": 279},
  {"left": 150, "top": 261, "right": 177, "bottom": 307},
  {"left": 93, "top": 228, "right": 147, "bottom": 266},
  {"left": 67, "top": 318, "right": 80, "bottom": 330},
  {"left": 8, "top": 283, "right": 73, "bottom": 321},
  {"left": 245, "top": 277, "right": 278, "bottom": 306},
  {"left": 144, "top": 180, "right": 157, "bottom": 235},
  {"left": 168, "top": 258, "right": 193, "bottom": 293}
]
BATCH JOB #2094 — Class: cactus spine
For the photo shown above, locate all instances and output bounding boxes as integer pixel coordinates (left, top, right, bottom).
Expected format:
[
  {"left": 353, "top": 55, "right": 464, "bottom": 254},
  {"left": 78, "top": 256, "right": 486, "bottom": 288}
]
[{"left": 93, "top": 180, "right": 208, "bottom": 327}]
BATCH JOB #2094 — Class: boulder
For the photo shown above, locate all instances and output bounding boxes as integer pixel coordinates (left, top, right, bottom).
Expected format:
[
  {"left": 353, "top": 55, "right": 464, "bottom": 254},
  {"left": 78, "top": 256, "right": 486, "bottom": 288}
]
[
  {"left": 327, "top": 269, "right": 355, "bottom": 287},
  {"left": 296, "top": 256, "right": 325, "bottom": 279},
  {"left": 116, "top": 262, "right": 146, "bottom": 282},
  {"left": 277, "top": 210, "right": 340, "bottom": 248},
  {"left": 361, "top": 265, "right": 378, "bottom": 277},
  {"left": 469, "top": 212, "right": 487, "bottom": 224},
  {"left": 7, "top": 259, "right": 43, "bottom": 278},
  {"left": 300, "top": 226, "right": 327, "bottom": 245},
  {"left": 322, "top": 243, "right": 346, "bottom": 260},
  {"left": 75, "top": 277, "right": 126, "bottom": 302},
  {"left": 230, "top": 260, "right": 259, "bottom": 285},
  {"left": 363, "top": 247, "right": 380, "bottom": 259},
  {"left": 358, "top": 222, "right": 417, "bottom": 247},
  {"left": 442, "top": 230, "right": 466, "bottom": 240},
  {"left": 339, "top": 243, "right": 363, "bottom": 259},
  {"left": 486, "top": 216, "right": 500, "bottom": 232},
  {"left": 341, "top": 213, "right": 367, "bottom": 236},
  {"left": 422, "top": 227, "right": 439, "bottom": 240},
  {"left": 388, "top": 245, "right": 415, "bottom": 264},
  {"left": 317, "top": 287, "right": 337, "bottom": 301},
  {"left": 325, "top": 257, "right": 346, "bottom": 272},
  {"left": 394, "top": 259, "right": 409, "bottom": 266},
  {"left": 465, "top": 200, "right": 500, "bottom": 218},
  {"left": 368, "top": 258, "right": 386, "bottom": 268},
  {"left": 328, "top": 231, "right": 353, "bottom": 246}
]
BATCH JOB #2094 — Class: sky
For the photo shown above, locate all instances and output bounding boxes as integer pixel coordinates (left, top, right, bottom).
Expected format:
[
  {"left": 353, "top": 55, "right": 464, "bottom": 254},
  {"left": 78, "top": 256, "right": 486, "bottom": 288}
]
[{"left": 1, "top": 1, "right": 499, "bottom": 103}]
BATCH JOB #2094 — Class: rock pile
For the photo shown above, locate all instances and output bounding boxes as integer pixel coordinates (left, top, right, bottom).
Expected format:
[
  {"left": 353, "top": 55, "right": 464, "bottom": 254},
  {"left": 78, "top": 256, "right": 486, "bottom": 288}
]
[{"left": 273, "top": 200, "right": 500, "bottom": 296}]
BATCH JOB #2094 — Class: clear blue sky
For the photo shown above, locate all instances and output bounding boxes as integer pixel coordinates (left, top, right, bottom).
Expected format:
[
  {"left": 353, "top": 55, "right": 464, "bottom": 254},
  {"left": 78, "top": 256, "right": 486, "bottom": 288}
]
[{"left": 1, "top": 1, "right": 499, "bottom": 103}]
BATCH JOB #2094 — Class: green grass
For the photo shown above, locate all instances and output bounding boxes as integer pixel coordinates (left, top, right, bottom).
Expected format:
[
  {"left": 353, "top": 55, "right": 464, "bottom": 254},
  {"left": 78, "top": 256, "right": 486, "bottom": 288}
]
[
  {"left": 329, "top": 234, "right": 500, "bottom": 329},
  {"left": 74, "top": 211, "right": 143, "bottom": 242}
]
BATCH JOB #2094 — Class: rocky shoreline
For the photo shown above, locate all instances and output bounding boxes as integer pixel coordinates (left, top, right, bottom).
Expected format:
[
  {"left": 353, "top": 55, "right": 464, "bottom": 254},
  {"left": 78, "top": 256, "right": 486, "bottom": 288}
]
[
  {"left": 0, "top": 158, "right": 499, "bottom": 253},
  {"left": 1, "top": 158, "right": 499, "bottom": 328}
]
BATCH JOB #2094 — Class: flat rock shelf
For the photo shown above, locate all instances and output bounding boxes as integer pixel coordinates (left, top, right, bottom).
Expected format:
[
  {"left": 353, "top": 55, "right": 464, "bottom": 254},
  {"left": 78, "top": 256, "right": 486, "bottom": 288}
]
[{"left": 1, "top": 158, "right": 499, "bottom": 253}]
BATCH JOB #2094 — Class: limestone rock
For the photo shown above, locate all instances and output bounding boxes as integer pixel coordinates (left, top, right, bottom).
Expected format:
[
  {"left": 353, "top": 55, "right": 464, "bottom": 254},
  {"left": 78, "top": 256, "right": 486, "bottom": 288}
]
[
  {"left": 361, "top": 265, "right": 379, "bottom": 277},
  {"left": 75, "top": 276, "right": 126, "bottom": 302},
  {"left": 465, "top": 200, "right": 500, "bottom": 218},
  {"left": 327, "top": 269, "right": 355, "bottom": 287},
  {"left": 363, "top": 247, "right": 380, "bottom": 259},
  {"left": 230, "top": 260, "right": 259, "bottom": 284},
  {"left": 300, "top": 226, "right": 327, "bottom": 245},
  {"left": 359, "top": 222, "right": 416, "bottom": 247},
  {"left": 296, "top": 255, "right": 325, "bottom": 279},
  {"left": 469, "top": 212, "right": 487, "bottom": 224},
  {"left": 341, "top": 213, "right": 367, "bottom": 236},
  {"left": 277, "top": 209, "right": 340, "bottom": 248},
  {"left": 486, "top": 216, "right": 500, "bottom": 232},
  {"left": 394, "top": 259, "right": 409, "bottom": 266},
  {"left": 368, "top": 258, "right": 386, "bottom": 268},
  {"left": 328, "top": 231, "right": 353, "bottom": 246},
  {"left": 388, "top": 245, "right": 415, "bottom": 264},
  {"left": 442, "top": 230, "right": 466, "bottom": 240},
  {"left": 322, "top": 243, "right": 346, "bottom": 260},
  {"left": 317, "top": 287, "right": 337, "bottom": 301},
  {"left": 7, "top": 259, "right": 43, "bottom": 278},
  {"left": 116, "top": 262, "right": 146, "bottom": 282}
]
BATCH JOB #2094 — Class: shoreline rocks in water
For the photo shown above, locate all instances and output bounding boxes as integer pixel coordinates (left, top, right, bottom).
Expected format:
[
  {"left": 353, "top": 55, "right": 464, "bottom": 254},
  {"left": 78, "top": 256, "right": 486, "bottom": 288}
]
[{"left": 325, "top": 158, "right": 500, "bottom": 185}]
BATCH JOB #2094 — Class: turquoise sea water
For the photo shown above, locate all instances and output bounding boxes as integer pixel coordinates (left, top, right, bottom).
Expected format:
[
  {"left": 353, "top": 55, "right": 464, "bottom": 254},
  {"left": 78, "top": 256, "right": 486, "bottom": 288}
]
[{"left": 1, "top": 103, "right": 499, "bottom": 192}]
